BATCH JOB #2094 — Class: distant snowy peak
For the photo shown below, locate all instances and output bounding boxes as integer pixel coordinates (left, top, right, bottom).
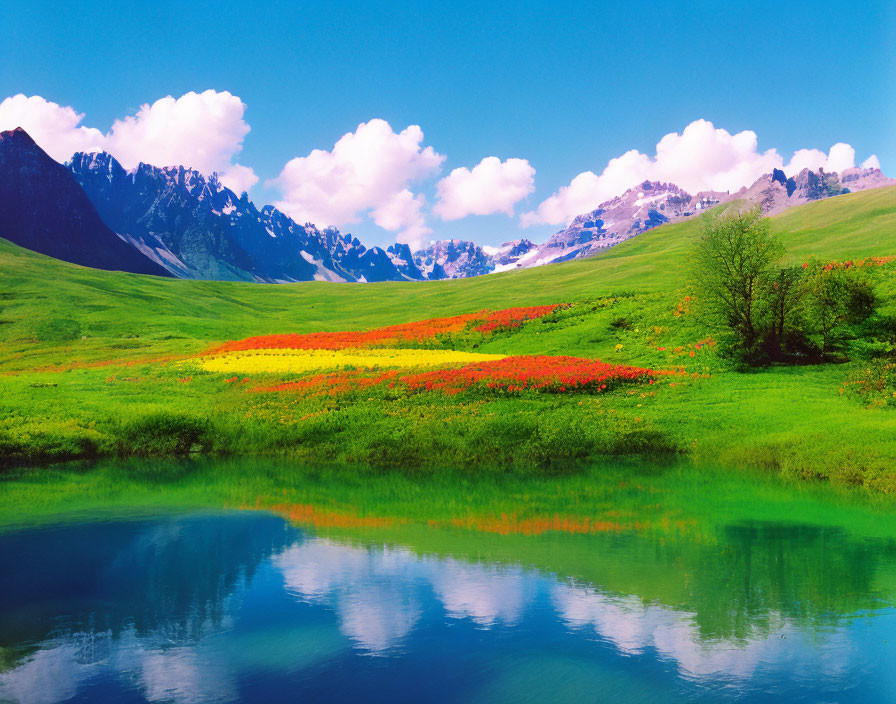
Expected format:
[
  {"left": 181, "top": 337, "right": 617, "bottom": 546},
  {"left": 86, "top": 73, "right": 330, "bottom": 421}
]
[
  {"left": 529, "top": 180, "right": 727, "bottom": 267},
  {"left": 733, "top": 166, "right": 896, "bottom": 216},
  {"left": 414, "top": 239, "right": 493, "bottom": 279},
  {"left": 520, "top": 167, "right": 896, "bottom": 272},
  {"left": 840, "top": 166, "right": 896, "bottom": 191},
  {"left": 413, "top": 238, "right": 537, "bottom": 279}
]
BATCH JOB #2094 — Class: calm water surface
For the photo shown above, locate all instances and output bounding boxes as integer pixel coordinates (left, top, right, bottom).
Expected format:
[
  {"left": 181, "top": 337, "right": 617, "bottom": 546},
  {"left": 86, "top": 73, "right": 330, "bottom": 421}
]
[{"left": 2, "top": 463, "right": 896, "bottom": 702}]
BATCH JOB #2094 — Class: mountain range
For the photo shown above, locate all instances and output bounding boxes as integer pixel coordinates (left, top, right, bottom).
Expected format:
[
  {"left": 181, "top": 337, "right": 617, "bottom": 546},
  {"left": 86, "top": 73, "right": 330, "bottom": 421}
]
[
  {"left": 67, "top": 150, "right": 425, "bottom": 283},
  {"left": 1, "top": 127, "right": 893, "bottom": 282}
]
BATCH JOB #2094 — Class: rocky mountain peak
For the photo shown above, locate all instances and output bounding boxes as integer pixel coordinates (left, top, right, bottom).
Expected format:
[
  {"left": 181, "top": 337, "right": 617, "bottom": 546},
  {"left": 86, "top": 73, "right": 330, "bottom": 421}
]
[
  {"left": 1, "top": 125, "right": 36, "bottom": 146},
  {"left": 0, "top": 128, "right": 171, "bottom": 276}
]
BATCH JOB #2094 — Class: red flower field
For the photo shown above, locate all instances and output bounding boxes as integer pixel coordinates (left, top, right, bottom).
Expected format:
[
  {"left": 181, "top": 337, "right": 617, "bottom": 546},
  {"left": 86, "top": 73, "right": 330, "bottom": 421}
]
[
  {"left": 205, "top": 305, "right": 561, "bottom": 354},
  {"left": 400, "top": 355, "right": 657, "bottom": 395},
  {"left": 250, "top": 355, "right": 662, "bottom": 397}
]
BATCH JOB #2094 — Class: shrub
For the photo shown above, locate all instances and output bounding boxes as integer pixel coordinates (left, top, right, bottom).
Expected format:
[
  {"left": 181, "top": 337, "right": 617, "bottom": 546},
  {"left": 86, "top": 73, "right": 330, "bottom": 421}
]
[
  {"left": 842, "top": 360, "right": 896, "bottom": 408},
  {"left": 121, "top": 412, "right": 212, "bottom": 456},
  {"left": 802, "top": 262, "right": 876, "bottom": 359}
]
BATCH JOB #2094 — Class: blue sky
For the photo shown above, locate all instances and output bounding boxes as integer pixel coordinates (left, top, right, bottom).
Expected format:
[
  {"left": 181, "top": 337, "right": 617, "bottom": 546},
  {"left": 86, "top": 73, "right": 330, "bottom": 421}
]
[{"left": 2, "top": 0, "right": 893, "bottom": 249}]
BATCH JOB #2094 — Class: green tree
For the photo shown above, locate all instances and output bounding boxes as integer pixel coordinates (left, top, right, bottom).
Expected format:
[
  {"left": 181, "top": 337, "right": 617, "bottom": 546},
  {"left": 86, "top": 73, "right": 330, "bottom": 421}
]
[
  {"left": 693, "top": 207, "right": 783, "bottom": 357},
  {"left": 802, "top": 262, "right": 875, "bottom": 359}
]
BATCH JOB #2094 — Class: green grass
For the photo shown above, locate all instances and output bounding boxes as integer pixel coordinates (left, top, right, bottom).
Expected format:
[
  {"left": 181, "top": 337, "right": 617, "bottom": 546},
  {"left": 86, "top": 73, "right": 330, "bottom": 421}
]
[{"left": 1, "top": 186, "right": 896, "bottom": 487}]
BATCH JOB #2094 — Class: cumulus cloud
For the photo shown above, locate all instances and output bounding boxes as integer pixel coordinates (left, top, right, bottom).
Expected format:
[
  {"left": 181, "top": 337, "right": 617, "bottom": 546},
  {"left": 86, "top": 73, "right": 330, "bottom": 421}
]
[
  {"left": 862, "top": 154, "right": 881, "bottom": 170},
  {"left": 0, "top": 91, "right": 258, "bottom": 193},
  {"left": 521, "top": 119, "right": 876, "bottom": 227},
  {"left": 371, "top": 189, "right": 432, "bottom": 249},
  {"left": 104, "top": 90, "right": 257, "bottom": 191},
  {"left": 270, "top": 119, "right": 444, "bottom": 245},
  {"left": 785, "top": 142, "right": 855, "bottom": 176},
  {"left": 434, "top": 156, "right": 535, "bottom": 220},
  {"left": 0, "top": 94, "right": 105, "bottom": 160},
  {"left": 217, "top": 163, "right": 259, "bottom": 195}
]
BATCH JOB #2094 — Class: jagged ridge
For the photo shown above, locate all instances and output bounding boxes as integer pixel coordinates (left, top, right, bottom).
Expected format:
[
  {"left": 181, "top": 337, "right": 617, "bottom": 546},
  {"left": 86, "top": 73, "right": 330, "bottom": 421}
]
[
  {"left": 418, "top": 167, "right": 895, "bottom": 276},
  {"left": 68, "top": 151, "right": 426, "bottom": 283}
]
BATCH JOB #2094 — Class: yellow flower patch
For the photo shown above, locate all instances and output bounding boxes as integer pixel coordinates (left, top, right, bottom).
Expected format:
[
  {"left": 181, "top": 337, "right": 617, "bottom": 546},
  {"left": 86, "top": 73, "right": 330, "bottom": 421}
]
[{"left": 196, "top": 348, "right": 507, "bottom": 374}]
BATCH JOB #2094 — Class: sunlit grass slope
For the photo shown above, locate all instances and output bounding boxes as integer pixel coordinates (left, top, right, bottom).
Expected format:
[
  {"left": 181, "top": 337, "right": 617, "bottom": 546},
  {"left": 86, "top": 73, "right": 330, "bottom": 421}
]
[{"left": 1, "top": 186, "right": 893, "bottom": 365}]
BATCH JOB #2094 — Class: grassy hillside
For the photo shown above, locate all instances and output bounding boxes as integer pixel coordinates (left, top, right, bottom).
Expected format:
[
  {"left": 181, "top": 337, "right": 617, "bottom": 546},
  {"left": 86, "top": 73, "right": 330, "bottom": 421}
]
[
  {"left": 1, "top": 186, "right": 893, "bottom": 367},
  {"left": 1, "top": 186, "right": 896, "bottom": 487}
]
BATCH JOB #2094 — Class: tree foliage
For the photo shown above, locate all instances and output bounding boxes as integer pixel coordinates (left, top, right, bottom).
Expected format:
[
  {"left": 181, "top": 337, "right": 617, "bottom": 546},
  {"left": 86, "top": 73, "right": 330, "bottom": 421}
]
[
  {"left": 801, "top": 261, "right": 875, "bottom": 358},
  {"left": 693, "top": 207, "right": 782, "bottom": 357},
  {"left": 692, "top": 208, "right": 876, "bottom": 365}
]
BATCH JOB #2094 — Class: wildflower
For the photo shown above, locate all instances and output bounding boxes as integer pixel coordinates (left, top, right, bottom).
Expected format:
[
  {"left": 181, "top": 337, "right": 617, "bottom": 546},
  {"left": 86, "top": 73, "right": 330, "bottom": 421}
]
[
  {"left": 208, "top": 304, "right": 561, "bottom": 354},
  {"left": 198, "top": 348, "right": 505, "bottom": 374}
]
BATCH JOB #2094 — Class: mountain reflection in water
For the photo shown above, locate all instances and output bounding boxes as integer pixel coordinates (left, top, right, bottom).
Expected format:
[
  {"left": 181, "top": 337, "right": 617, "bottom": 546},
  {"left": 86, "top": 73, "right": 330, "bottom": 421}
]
[{"left": 1, "top": 510, "right": 896, "bottom": 703}]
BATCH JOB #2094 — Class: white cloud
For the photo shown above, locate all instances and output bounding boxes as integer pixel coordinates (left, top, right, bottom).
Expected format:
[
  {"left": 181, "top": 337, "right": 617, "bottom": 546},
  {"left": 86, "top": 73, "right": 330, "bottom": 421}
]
[
  {"left": 650, "top": 121, "right": 782, "bottom": 193},
  {"left": 785, "top": 142, "right": 855, "bottom": 176},
  {"left": 521, "top": 120, "right": 878, "bottom": 227},
  {"left": 270, "top": 119, "right": 444, "bottom": 244},
  {"left": 218, "top": 163, "right": 258, "bottom": 194},
  {"left": 0, "top": 94, "right": 105, "bottom": 161},
  {"left": 862, "top": 154, "right": 881, "bottom": 170},
  {"left": 434, "top": 156, "right": 535, "bottom": 220},
  {"left": 104, "top": 90, "right": 257, "bottom": 191},
  {"left": 0, "top": 91, "right": 258, "bottom": 193},
  {"left": 371, "top": 188, "right": 432, "bottom": 249}
]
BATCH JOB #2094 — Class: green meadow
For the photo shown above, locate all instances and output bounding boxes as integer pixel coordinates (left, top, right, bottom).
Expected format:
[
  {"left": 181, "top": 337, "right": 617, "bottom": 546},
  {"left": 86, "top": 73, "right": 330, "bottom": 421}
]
[{"left": 2, "top": 186, "right": 896, "bottom": 489}]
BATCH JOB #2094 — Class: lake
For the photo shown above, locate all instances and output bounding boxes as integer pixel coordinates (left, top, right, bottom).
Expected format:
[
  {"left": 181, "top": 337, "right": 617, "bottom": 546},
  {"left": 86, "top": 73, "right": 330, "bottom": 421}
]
[{"left": 1, "top": 459, "right": 896, "bottom": 702}]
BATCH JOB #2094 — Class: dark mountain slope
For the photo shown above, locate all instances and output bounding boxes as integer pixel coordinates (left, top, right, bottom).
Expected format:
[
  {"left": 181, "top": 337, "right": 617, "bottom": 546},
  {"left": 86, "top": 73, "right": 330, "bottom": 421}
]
[{"left": 0, "top": 128, "right": 170, "bottom": 277}]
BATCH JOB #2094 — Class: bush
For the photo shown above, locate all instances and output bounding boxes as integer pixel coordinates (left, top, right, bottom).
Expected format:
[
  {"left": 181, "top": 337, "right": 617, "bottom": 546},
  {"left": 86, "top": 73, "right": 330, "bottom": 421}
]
[
  {"left": 121, "top": 412, "right": 212, "bottom": 456},
  {"left": 0, "top": 415, "right": 104, "bottom": 466},
  {"left": 801, "top": 262, "right": 876, "bottom": 359}
]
